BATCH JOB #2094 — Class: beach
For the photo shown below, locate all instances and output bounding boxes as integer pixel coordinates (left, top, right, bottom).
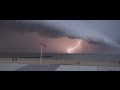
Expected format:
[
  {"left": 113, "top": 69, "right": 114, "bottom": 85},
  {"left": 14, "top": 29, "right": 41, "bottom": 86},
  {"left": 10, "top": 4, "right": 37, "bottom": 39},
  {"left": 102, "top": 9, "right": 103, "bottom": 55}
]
[
  {"left": 0, "top": 57, "right": 120, "bottom": 66},
  {"left": 0, "top": 53, "right": 120, "bottom": 71}
]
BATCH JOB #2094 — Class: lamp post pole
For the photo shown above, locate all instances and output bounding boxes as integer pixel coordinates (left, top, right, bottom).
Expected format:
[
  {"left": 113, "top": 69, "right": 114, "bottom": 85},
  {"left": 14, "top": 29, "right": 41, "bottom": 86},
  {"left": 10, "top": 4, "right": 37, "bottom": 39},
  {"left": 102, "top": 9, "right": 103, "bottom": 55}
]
[{"left": 40, "top": 45, "right": 42, "bottom": 64}]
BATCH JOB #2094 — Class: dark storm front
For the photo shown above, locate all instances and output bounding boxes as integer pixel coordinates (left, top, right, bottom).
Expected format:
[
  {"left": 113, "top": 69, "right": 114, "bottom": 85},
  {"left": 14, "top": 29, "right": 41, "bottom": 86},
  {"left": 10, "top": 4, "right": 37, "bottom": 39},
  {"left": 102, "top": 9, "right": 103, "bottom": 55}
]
[{"left": 0, "top": 53, "right": 120, "bottom": 62}]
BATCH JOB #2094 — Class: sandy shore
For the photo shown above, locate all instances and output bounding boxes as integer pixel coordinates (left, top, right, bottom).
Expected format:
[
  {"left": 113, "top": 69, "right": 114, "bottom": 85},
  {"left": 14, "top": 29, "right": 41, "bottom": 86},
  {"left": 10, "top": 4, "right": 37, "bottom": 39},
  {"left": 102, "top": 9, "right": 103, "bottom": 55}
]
[{"left": 0, "top": 58, "right": 120, "bottom": 66}]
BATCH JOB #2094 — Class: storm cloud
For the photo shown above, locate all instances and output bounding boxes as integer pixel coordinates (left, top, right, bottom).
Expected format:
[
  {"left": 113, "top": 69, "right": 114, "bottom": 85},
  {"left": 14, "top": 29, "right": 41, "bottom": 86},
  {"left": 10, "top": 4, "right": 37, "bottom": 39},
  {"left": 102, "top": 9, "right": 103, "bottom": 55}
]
[
  {"left": 0, "top": 20, "right": 120, "bottom": 49},
  {"left": 0, "top": 20, "right": 66, "bottom": 38}
]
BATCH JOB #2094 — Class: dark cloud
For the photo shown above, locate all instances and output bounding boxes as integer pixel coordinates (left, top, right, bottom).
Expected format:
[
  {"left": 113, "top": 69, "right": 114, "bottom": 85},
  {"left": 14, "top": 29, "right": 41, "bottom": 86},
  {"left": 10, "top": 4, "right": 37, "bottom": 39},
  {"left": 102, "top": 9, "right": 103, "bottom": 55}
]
[
  {"left": 0, "top": 20, "right": 66, "bottom": 38},
  {"left": 0, "top": 20, "right": 120, "bottom": 49}
]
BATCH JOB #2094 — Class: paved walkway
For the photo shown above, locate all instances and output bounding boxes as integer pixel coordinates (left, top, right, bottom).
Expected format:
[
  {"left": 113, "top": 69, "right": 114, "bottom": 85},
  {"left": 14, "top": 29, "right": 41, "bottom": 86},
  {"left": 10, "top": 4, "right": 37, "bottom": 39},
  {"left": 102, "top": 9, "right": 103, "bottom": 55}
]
[
  {"left": 0, "top": 63, "right": 120, "bottom": 71},
  {"left": 16, "top": 64, "right": 60, "bottom": 71},
  {"left": 55, "top": 65, "right": 97, "bottom": 71},
  {"left": 0, "top": 64, "right": 27, "bottom": 71}
]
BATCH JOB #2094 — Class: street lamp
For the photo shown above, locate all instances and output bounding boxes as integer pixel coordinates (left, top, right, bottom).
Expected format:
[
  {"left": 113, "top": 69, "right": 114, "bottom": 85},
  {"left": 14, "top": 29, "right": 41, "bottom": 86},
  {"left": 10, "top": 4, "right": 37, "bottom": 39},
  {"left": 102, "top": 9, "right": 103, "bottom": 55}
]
[{"left": 40, "top": 43, "right": 47, "bottom": 64}]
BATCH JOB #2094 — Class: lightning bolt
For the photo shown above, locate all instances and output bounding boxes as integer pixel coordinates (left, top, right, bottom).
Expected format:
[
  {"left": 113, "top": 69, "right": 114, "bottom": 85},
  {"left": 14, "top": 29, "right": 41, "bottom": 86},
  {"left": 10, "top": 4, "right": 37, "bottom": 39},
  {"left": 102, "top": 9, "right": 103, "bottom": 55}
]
[{"left": 67, "top": 39, "right": 82, "bottom": 54}]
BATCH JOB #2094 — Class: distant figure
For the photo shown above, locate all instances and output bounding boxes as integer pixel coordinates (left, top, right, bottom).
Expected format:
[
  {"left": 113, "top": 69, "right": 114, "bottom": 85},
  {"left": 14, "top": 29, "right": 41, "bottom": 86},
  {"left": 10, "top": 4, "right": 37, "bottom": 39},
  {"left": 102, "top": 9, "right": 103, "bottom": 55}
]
[
  {"left": 77, "top": 61, "right": 80, "bottom": 65},
  {"left": 12, "top": 58, "right": 14, "bottom": 61},
  {"left": 15, "top": 58, "right": 17, "bottom": 60},
  {"left": 12, "top": 57, "right": 17, "bottom": 61}
]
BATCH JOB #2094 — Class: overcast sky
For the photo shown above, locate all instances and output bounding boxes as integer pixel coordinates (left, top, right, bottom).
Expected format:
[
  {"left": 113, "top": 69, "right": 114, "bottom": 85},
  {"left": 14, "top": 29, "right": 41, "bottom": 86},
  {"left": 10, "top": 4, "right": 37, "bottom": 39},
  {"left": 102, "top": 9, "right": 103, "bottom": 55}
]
[{"left": 0, "top": 20, "right": 120, "bottom": 54}]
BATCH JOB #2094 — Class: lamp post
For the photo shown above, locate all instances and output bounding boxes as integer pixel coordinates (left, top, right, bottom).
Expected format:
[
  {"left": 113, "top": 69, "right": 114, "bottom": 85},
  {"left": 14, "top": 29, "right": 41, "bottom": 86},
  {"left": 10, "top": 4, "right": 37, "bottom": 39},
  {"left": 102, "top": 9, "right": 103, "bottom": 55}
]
[
  {"left": 40, "top": 43, "right": 47, "bottom": 64},
  {"left": 40, "top": 44, "right": 43, "bottom": 64}
]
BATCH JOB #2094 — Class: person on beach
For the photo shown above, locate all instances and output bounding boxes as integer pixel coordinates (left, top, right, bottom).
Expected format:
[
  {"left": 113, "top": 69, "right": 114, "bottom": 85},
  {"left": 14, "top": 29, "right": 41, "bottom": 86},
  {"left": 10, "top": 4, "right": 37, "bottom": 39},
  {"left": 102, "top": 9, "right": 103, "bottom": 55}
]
[
  {"left": 15, "top": 58, "right": 17, "bottom": 61},
  {"left": 12, "top": 57, "right": 17, "bottom": 61},
  {"left": 12, "top": 57, "right": 14, "bottom": 61}
]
